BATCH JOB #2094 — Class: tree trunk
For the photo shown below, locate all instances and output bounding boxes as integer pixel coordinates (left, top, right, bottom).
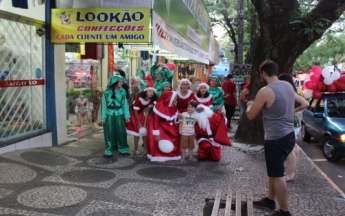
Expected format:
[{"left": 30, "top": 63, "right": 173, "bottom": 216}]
[{"left": 235, "top": 0, "right": 345, "bottom": 144}]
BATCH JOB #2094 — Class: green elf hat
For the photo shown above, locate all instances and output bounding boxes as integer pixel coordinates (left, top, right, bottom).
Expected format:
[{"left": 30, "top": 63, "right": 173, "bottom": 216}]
[
  {"left": 208, "top": 76, "right": 221, "bottom": 87},
  {"left": 107, "top": 75, "right": 124, "bottom": 89}
]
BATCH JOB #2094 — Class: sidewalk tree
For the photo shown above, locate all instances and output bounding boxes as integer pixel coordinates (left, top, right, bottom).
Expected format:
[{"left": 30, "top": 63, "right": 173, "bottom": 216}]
[{"left": 233, "top": 0, "right": 345, "bottom": 144}]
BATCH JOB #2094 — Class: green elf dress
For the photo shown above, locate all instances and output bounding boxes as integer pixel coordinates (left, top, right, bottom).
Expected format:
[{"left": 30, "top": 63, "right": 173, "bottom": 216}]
[
  {"left": 208, "top": 76, "right": 224, "bottom": 112},
  {"left": 101, "top": 75, "right": 130, "bottom": 157},
  {"left": 150, "top": 63, "right": 173, "bottom": 96}
]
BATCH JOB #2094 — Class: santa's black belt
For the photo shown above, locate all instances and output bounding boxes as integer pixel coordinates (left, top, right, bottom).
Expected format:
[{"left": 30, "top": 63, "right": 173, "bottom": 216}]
[
  {"left": 107, "top": 105, "right": 122, "bottom": 110},
  {"left": 198, "top": 134, "right": 214, "bottom": 138}
]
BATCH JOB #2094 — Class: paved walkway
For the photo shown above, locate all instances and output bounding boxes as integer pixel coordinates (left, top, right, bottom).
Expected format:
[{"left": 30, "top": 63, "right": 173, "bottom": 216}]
[{"left": 0, "top": 129, "right": 344, "bottom": 216}]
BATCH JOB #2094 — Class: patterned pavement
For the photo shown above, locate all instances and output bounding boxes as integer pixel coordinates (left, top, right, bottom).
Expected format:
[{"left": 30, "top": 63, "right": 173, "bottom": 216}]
[{"left": 0, "top": 130, "right": 345, "bottom": 216}]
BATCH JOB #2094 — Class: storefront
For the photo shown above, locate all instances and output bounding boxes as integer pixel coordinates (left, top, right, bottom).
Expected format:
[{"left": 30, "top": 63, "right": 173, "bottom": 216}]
[{"left": 0, "top": 1, "right": 51, "bottom": 152}]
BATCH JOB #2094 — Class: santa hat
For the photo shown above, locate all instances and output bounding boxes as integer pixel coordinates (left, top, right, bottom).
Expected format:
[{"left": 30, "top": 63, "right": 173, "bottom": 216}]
[
  {"left": 153, "top": 91, "right": 178, "bottom": 121},
  {"left": 180, "top": 78, "right": 191, "bottom": 85},
  {"left": 198, "top": 83, "right": 209, "bottom": 90},
  {"left": 143, "top": 82, "right": 156, "bottom": 93}
]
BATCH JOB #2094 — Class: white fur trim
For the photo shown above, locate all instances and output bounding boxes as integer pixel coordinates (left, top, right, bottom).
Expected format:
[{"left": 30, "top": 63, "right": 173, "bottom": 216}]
[
  {"left": 150, "top": 155, "right": 181, "bottom": 162},
  {"left": 153, "top": 130, "right": 160, "bottom": 135},
  {"left": 196, "top": 94, "right": 212, "bottom": 103},
  {"left": 177, "top": 90, "right": 192, "bottom": 99},
  {"left": 139, "top": 97, "right": 150, "bottom": 105},
  {"left": 153, "top": 106, "right": 178, "bottom": 121},
  {"left": 144, "top": 87, "right": 156, "bottom": 93},
  {"left": 149, "top": 104, "right": 153, "bottom": 108},
  {"left": 198, "top": 83, "right": 209, "bottom": 90},
  {"left": 153, "top": 101, "right": 157, "bottom": 104},
  {"left": 168, "top": 91, "right": 178, "bottom": 107},
  {"left": 206, "top": 121, "right": 212, "bottom": 136},
  {"left": 209, "top": 105, "right": 213, "bottom": 108},
  {"left": 224, "top": 116, "right": 228, "bottom": 125},
  {"left": 133, "top": 106, "right": 140, "bottom": 110},
  {"left": 180, "top": 78, "right": 191, "bottom": 85},
  {"left": 126, "top": 130, "right": 141, "bottom": 137},
  {"left": 197, "top": 138, "right": 221, "bottom": 147}
]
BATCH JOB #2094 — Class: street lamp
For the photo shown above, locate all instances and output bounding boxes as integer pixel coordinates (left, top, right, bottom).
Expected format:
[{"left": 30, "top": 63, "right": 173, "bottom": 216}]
[{"left": 229, "top": 42, "right": 235, "bottom": 52}]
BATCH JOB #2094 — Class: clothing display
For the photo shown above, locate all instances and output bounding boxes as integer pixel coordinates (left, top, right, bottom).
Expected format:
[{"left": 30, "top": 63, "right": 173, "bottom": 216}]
[
  {"left": 81, "top": 43, "right": 98, "bottom": 60},
  {"left": 101, "top": 75, "right": 130, "bottom": 156}
]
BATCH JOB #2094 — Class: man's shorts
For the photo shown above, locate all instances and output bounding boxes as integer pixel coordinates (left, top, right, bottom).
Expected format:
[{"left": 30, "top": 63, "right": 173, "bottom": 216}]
[
  {"left": 264, "top": 131, "right": 295, "bottom": 177},
  {"left": 180, "top": 134, "right": 195, "bottom": 150}
]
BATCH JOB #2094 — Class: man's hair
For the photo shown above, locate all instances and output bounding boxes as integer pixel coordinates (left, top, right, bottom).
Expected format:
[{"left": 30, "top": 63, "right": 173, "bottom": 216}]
[
  {"left": 188, "top": 100, "right": 198, "bottom": 108},
  {"left": 226, "top": 74, "right": 233, "bottom": 79},
  {"left": 117, "top": 69, "right": 126, "bottom": 78},
  {"left": 244, "top": 75, "right": 250, "bottom": 80},
  {"left": 259, "top": 60, "right": 279, "bottom": 77}
]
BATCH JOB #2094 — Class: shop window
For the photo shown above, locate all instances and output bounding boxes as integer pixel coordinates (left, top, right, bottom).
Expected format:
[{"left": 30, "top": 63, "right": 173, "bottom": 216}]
[{"left": 0, "top": 16, "right": 45, "bottom": 142}]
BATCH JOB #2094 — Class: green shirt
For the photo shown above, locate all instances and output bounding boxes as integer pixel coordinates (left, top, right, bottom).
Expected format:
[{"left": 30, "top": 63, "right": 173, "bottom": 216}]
[
  {"left": 209, "top": 87, "right": 224, "bottom": 111},
  {"left": 101, "top": 88, "right": 130, "bottom": 119}
]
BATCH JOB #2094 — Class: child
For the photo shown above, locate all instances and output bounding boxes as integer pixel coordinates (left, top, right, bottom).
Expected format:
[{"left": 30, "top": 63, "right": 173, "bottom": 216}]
[
  {"left": 179, "top": 100, "right": 198, "bottom": 162},
  {"left": 195, "top": 83, "right": 214, "bottom": 108}
]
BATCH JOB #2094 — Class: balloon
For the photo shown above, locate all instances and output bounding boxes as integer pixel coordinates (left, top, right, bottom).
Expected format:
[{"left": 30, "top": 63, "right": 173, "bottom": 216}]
[
  {"left": 338, "top": 75, "right": 345, "bottom": 83},
  {"left": 310, "top": 74, "right": 320, "bottom": 83},
  {"left": 312, "top": 66, "right": 322, "bottom": 75},
  {"left": 327, "top": 84, "right": 337, "bottom": 92},
  {"left": 139, "top": 127, "right": 147, "bottom": 136},
  {"left": 158, "top": 140, "right": 174, "bottom": 153},
  {"left": 165, "top": 63, "right": 175, "bottom": 71},
  {"left": 333, "top": 81, "right": 345, "bottom": 91},
  {"left": 315, "top": 82, "right": 325, "bottom": 91},
  {"left": 312, "top": 90, "right": 322, "bottom": 99},
  {"left": 322, "top": 68, "right": 331, "bottom": 78},
  {"left": 331, "top": 71, "right": 341, "bottom": 81},
  {"left": 304, "top": 80, "right": 315, "bottom": 90},
  {"left": 324, "top": 77, "right": 334, "bottom": 85},
  {"left": 302, "top": 85, "right": 307, "bottom": 91},
  {"left": 303, "top": 89, "right": 313, "bottom": 99}
]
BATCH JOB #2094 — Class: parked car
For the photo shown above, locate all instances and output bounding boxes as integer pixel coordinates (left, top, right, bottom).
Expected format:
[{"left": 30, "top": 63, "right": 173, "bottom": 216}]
[{"left": 301, "top": 93, "right": 345, "bottom": 162}]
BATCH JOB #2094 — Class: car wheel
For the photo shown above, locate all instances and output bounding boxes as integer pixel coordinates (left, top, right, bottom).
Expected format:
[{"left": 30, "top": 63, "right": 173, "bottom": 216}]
[
  {"left": 301, "top": 123, "right": 311, "bottom": 142},
  {"left": 322, "top": 137, "right": 341, "bottom": 162}
]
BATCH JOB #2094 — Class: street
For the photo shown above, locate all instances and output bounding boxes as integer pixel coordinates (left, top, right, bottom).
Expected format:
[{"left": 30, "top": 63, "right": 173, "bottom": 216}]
[{"left": 296, "top": 129, "right": 345, "bottom": 193}]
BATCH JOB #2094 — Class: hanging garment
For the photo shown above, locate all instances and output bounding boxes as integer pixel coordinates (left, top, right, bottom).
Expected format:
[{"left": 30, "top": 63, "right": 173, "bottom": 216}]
[
  {"left": 65, "top": 43, "right": 80, "bottom": 53},
  {"left": 81, "top": 43, "right": 98, "bottom": 60},
  {"left": 108, "top": 44, "right": 115, "bottom": 72},
  {"left": 12, "top": 0, "right": 28, "bottom": 9}
]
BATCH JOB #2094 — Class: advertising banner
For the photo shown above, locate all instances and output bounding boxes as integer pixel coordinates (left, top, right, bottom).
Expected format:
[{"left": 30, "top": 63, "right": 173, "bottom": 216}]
[
  {"left": 152, "top": 12, "right": 209, "bottom": 64},
  {"left": 0, "top": 79, "right": 45, "bottom": 87},
  {"left": 153, "top": 0, "right": 211, "bottom": 52},
  {"left": 51, "top": 8, "right": 150, "bottom": 43}
]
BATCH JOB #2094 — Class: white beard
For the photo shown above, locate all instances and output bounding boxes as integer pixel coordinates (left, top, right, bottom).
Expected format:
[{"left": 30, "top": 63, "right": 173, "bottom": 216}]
[{"left": 193, "top": 106, "right": 214, "bottom": 130}]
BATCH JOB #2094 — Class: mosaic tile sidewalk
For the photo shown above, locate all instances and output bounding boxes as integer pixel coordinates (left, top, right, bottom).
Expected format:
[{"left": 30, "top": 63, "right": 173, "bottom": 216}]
[{"left": 0, "top": 130, "right": 344, "bottom": 216}]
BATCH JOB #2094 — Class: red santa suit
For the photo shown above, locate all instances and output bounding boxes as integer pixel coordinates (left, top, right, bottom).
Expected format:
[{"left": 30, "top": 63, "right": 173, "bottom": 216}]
[
  {"left": 126, "top": 97, "right": 153, "bottom": 136},
  {"left": 176, "top": 89, "right": 197, "bottom": 113},
  {"left": 195, "top": 94, "right": 214, "bottom": 108},
  {"left": 148, "top": 91, "right": 181, "bottom": 162},
  {"left": 194, "top": 105, "right": 231, "bottom": 162}
]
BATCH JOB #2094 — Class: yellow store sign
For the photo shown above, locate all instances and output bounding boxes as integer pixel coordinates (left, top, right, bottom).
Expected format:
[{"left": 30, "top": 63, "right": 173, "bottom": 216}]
[{"left": 51, "top": 8, "right": 150, "bottom": 43}]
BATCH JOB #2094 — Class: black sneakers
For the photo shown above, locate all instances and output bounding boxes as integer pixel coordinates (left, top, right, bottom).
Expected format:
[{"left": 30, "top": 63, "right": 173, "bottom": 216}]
[
  {"left": 253, "top": 197, "right": 276, "bottom": 211},
  {"left": 271, "top": 210, "right": 291, "bottom": 216}
]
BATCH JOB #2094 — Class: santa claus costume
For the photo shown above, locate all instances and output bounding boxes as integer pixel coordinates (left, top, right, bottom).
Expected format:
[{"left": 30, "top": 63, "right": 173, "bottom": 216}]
[
  {"left": 148, "top": 91, "right": 181, "bottom": 162},
  {"left": 195, "top": 83, "right": 214, "bottom": 108},
  {"left": 176, "top": 79, "right": 197, "bottom": 113},
  {"left": 193, "top": 105, "right": 231, "bottom": 162}
]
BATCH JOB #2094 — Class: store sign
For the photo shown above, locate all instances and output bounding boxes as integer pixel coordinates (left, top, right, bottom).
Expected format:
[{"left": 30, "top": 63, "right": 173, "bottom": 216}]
[
  {"left": 153, "top": 0, "right": 211, "bottom": 52},
  {"left": 152, "top": 12, "right": 209, "bottom": 64},
  {"left": 123, "top": 44, "right": 161, "bottom": 51},
  {"left": 51, "top": 8, "right": 150, "bottom": 43},
  {"left": 0, "top": 79, "right": 45, "bottom": 87}
]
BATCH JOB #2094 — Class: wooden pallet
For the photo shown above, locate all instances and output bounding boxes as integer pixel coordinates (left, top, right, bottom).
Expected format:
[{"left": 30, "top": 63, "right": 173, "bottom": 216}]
[{"left": 203, "top": 190, "right": 254, "bottom": 216}]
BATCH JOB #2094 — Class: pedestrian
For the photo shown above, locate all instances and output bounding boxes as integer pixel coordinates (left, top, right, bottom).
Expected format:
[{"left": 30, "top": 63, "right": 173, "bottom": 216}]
[
  {"left": 195, "top": 83, "right": 214, "bottom": 108},
  {"left": 101, "top": 75, "right": 130, "bottom": 158},
  {"left": 239, "top": 75, "right": 250, "bottom": 117},
  {"left": 208, "top": 76, "right": 224, "bottom": 113},
  {"left": 179, "top": 100, "right": 198, "bottom": 162},
  {"left": 193, "top": 104, "right": 231, "bottom": 161},
  {"left": 221, "top": 74, "right": 237, "bottom": 130},
  {"left": 246, "top": 60, "right": 309, "bottom": 216},
  {"left": 126, "top": 87, "right": 157, "bottom": 155},
  {"left": 176, "top": 78, "right": 197, "bottom": 113},
  {"left": 278, "top": 73, "right": 308, "bottom": 182}
]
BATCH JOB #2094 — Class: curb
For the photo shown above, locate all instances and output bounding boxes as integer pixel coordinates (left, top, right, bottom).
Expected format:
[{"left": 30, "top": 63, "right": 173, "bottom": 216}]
[{"left": 296, "top": 144, "right": 345, "bottom": 199}]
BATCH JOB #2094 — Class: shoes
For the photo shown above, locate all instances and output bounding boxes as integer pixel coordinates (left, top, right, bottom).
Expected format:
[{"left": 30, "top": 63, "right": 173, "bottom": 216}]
[
  {"left": 119, "top": 152, "right": 130, "bottom": 156},
  {"left": 253, "top": 197, "right": 276, "bottom": 211},
  {"left": 188, "top": 157, "right": 197, "bottom": 161},
  {"left": 103, "top": 154, "right": 113, "bottom": 158},
  {"left": 227, "top": 125, "right": 233, "bottom": 130},
  {"left": 134, "top": 150, "right": 140, "bottom": 155},
  {"left": 270, "top": 210, "right": 291, "bottom": 216}
]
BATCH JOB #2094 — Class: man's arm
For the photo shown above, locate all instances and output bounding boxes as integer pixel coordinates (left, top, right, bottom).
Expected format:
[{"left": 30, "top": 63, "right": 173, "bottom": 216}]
[
  {"left": 294, "top": 93, "right": 309, "bottom": 112},
  {"left": 246, "top": 88, "right": 268, "bottom": 120}
]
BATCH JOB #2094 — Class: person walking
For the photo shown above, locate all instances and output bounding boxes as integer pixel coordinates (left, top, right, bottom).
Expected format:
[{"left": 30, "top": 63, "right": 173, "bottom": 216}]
[
  {"left": 239, "top": 75, "right": 250, "bottom": 117},
  {"left": 246, "top": 60, "right": 308, "bottom": 216},
  {"left": 221, "top": 74, "right": 237, "bottom": 130}
]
